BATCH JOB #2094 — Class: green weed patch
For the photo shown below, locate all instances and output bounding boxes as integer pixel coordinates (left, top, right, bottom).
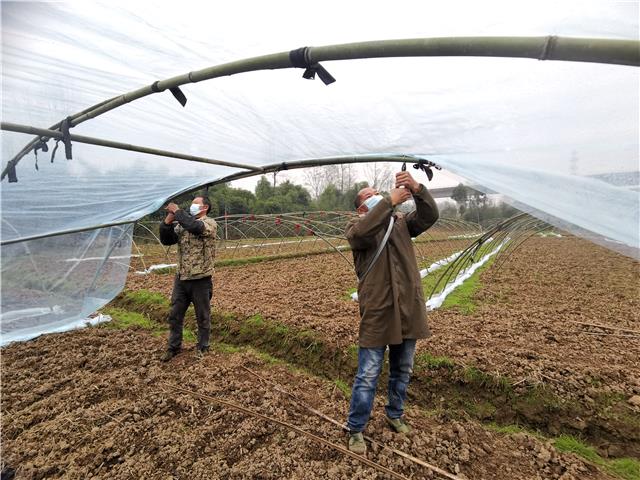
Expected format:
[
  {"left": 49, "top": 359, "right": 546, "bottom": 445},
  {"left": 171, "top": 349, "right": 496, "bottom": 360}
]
[{"left": 554, "top": 435, "right": 639, "bottom": 480}]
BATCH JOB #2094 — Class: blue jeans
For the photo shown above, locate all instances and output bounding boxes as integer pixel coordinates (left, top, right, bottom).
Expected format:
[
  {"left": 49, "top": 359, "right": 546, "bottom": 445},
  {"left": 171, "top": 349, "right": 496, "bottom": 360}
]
[{"left": 346, "top": 339, "right": 417, "bottom": 433}]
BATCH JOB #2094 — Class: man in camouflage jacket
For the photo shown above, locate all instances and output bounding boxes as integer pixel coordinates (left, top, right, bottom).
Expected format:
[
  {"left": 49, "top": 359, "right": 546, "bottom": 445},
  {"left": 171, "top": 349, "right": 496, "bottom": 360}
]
[{"left": 159, "top": 195, "right": 217, "bottom": 361}]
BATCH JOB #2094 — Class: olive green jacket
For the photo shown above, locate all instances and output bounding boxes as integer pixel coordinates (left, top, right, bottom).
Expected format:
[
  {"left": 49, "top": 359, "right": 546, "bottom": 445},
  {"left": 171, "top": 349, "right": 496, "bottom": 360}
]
[{"left": 346, "top": 185, "right": 439, "bottom": 348}]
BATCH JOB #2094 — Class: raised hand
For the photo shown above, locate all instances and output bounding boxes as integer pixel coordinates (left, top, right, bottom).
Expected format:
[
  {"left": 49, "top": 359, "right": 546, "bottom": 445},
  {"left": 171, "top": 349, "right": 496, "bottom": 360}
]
[
  {"left": 390, "top": 188, "right": 413, "bottom": 207},
  {"left": 395, "top": 172, "right": 420, "bottom": 193},
  {"left": 165, "top": 202, "right": 180, "bottom": 214}
]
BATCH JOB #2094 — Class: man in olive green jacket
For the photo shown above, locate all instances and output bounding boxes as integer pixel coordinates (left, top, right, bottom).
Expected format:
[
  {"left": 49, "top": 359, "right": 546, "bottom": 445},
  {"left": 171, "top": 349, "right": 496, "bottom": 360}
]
[
  {"left": 159, "top": 195, "right": 217, "bottom": 361},
  {"left": 346, "top": 171, "right": 439, "bottom": 454}
]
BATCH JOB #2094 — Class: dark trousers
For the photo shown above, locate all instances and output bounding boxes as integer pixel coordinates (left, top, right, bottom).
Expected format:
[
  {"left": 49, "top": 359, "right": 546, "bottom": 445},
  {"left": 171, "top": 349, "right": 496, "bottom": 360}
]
[{"left": 167, "top": 275, "right": 212, "bottom": 352}]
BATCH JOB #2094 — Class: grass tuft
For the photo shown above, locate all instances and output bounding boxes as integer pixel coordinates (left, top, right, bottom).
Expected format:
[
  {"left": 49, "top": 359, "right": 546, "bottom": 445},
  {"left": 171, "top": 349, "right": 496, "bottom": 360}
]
[
  {"left": 608, "top": 458, "right": 640, "bottom": 480},
  {"left": 246, "top": 314, "right": 265, "bottom": 327},
  {"left": 343, "top": 287, "right": 357, "bottom": 301},
  {"left": 124, "top": 289, "right": 169, "bottom": 306},
  {"left": 334, "top": 378, "right": 351, "bottom": 399},
  {"left": 485, "top": 422, "right": 545, "bottom": 440},
  {"left": 440, "top": 258, "right": 494, "bottom": 313},
  {"left": 459, "top": 366, "right": 512, "bottom": 394},
  {"left": 346, "top": 344, "right": 359, "bottom": 361},
  {"left": 554, "top": 435, "right": 640, "bottom": 480},
  {"left": 213, "top": 343, "right": 242, "bottom": 354},
  {"left": 102, "top": 308, "right": 156, "bottom": 330},
  {"left": 415, "top": 352, "right": 455, "bottom": 370},
  {"left": 101, "top": 306, "right": 199, "bottom": 344},
  {"left": 421, "top": 256, "right": 495, "bottom": 314},
  {"left": 250, "top": 349, "right": 281, "bottom": 365},
  {"left": 183, "top": 328, "right": 197, "bottom": 343}
]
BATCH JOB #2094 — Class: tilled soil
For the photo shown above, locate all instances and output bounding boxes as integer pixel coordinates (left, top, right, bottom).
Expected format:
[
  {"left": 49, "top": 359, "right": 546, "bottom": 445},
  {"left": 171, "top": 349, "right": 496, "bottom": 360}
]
[
  {"left": 127, "top": 245, "right": 363, "bottom": 346},
  {"left": 426, "top": 236, "right": 640, "bottom": 401},
  {"left": 125, "top": 236, "right": 640, "bottom": 401},
  {"left": 1, "top": 328, "right": 616, "bottom": 480},
  {"left": 126, "top": 241, "right": 469, "bottom": 351}
]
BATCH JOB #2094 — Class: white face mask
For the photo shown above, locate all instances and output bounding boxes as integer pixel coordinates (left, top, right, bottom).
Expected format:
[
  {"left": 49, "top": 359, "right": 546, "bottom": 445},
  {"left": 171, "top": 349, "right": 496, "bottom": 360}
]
[
  {"left": 189, "top": 203, "right": 202, "bottom": 216},
  {"left": 363, "top": 194, "right": 383, "bottom": 212}
]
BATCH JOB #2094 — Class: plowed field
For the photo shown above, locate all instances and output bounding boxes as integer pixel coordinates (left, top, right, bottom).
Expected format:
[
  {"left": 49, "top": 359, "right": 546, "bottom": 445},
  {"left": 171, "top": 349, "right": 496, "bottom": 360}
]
[
  {"left": 0, "top": 328, "right": 618, "bottom": 480},
  {"left": 126, "top": 236, "right": 640, "bottom": 401},
  {"left": 2, "top": 235, "right": 638, "bottom": 479}
]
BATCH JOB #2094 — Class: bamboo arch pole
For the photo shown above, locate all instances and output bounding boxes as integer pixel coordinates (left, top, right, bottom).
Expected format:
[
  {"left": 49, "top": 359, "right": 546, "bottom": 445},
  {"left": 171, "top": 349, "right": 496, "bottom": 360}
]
[
  {"left": 3, "top": 36, "right": 638, "bottom": 180},
  {"left": 0, "top": 122, "right": 262, "bottom": 172}
]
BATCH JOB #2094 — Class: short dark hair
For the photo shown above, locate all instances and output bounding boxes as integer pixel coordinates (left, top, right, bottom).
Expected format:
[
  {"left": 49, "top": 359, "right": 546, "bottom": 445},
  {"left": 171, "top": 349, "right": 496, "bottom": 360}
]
[{"left": 196, "top": 195, "right": 212, "bottom": 214}]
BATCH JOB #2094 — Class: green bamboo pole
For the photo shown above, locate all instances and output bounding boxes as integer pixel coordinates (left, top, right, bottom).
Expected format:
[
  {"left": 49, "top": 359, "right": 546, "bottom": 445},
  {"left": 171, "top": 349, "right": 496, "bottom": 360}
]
[
  {"left": 2, "top": 96, "right": 120, "bottom": 180},
  {"left": 3, "top": 36, "right": 638, "bottom": 180},
  {"left": 0, "top": 122, "right": 262, "bottom": 172},
  {"left": 67, "top": 36, "right": 640, "bottom": 127}
]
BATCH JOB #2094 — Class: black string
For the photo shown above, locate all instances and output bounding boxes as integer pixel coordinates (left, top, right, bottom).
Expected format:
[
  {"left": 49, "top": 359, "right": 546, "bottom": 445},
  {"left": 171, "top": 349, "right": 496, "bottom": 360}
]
[
  {"left": 50, "top": 139, "right": 61, "bottom": 163},
  {"left": 33, "top": 138, "right": 49, "bottom": 171},
  {"left": 7, "top": 162, "right": 18, "bottom": 183},
  {"left": 60, "top": 117, "right": 73, "bottom": 160}
]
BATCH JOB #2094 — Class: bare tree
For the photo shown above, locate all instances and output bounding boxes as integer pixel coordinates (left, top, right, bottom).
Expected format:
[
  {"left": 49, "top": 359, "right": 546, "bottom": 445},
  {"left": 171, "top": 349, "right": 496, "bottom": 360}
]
[
  {"left": 303, "top": 167, "right": 326, "bottom": 199},
  {"left": 322, "top": 165, "right": 340, "bottom": 190},
  {"left": 303, "top": 165, "right": 344, "bottom": 198},
  {"left": 305, "top": 163, "right": 375, "bottom": 198},
  {"left": 337, "top": 164, "right": 354, "bottom": 192},
  {"left": 364, "top": 162, "right": 393, "bottom": 192}
]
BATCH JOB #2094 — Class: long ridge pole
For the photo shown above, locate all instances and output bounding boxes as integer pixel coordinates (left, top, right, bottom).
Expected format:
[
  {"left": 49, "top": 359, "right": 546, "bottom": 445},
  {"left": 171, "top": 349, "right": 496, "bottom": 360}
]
[
  {"left": 0, "top": 122, "right": 262, "bottom": 172},
  {"left": 3, "top": 36, "right": 638, "bottom": 180}
]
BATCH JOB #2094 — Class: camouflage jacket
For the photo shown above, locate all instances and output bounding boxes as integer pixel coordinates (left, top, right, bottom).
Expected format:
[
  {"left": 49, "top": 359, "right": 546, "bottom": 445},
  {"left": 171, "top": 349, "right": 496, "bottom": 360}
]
[{"left": 159, "top": 210, "right": 217, "bottom": 280}]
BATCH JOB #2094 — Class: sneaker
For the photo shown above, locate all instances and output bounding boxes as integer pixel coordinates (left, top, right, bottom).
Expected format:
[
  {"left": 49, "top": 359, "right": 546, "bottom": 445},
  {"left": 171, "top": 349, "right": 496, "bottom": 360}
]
[
  {"left": 160, "top": 349, "right": 179, "bottom": 362},
  {"left": 348, "top": 432, "right": 366, "bottom": 454},
  {"left": 386, "top": 416, "right": 411, "bottom": 434}
]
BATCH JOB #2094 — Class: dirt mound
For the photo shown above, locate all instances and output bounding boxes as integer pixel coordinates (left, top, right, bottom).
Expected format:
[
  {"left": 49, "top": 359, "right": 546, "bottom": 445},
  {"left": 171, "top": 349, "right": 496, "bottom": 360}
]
[{"left": 1, "top": 328, "right": 616, "bottom": 480}]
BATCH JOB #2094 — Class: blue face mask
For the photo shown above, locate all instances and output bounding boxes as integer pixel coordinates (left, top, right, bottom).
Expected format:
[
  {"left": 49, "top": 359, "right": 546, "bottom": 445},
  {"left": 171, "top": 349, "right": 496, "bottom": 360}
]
[
  {"left": 363, "top": 194, "right": 383, "bottom": 212},
  {"left": 189, "top": 204, "right": 201, "bottom": 216}
]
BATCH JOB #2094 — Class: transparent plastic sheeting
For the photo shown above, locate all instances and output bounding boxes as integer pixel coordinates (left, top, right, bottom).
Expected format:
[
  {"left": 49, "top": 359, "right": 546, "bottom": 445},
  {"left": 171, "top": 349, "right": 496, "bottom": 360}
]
[
  {"left": 434, "top": 156, "right": 640, "bottom": 258},
  {"left": 2, "top": 2, "right": 638, "bottom": 242},
  {"left": 0, "top": 133, "right": 237, "bottom": 243},
  {"left": 0, "top": 225, "right": 133, "bottom": 346},
  {"left": 0, "top": 138, "right": 235, "bottom": 345},
  {"left": 1, "top": 1, "right": 639, "bottom": 343}
]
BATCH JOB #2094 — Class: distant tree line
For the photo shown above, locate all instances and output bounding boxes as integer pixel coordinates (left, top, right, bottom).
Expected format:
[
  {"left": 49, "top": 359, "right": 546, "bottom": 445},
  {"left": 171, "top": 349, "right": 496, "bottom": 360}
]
[
  {"left": 204, "top": 176, "right": 372, "bottom": 215},
  {"left": 146, "top": 175, "right": 371, "bottom": 220},
  {"left": 145, "top": 169, "right": 519, "bottom": 225},
  {"left": 441, "top": 183, "right": 519, "bottom": 225}
]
